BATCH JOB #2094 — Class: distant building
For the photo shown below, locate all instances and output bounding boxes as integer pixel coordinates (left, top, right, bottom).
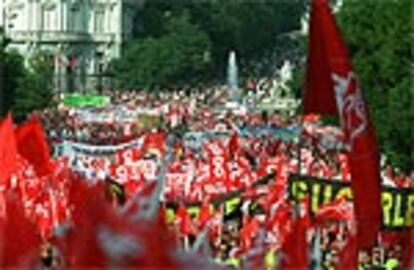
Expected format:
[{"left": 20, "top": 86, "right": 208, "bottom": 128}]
[{"left": 0, "top": 0, "right": 138, "bottom": 91}]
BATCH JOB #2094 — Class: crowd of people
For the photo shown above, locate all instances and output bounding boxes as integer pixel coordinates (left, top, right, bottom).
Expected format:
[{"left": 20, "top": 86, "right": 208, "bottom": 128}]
[
  {"left": 12, "top": 87, "right": 404, "bottom": 269},
  {"left": 0, "top": 84, "right": 412, "bottom": 269}
]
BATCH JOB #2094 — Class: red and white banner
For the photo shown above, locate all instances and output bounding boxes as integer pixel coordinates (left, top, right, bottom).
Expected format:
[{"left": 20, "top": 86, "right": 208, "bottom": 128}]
[{"left": 303, "top": 0, "right": 382, "bottom": 250}]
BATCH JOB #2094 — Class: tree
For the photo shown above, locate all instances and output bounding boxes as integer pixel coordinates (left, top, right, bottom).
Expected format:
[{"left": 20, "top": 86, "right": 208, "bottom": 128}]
[
  {"left": 189, "top": 0, "right": 305, "bottom": 74},
  {"left": 114, "top": 12, "right": 211, "bottom": 89},
  {"left": 12, "top": 50, "right": 55, "bottom": 122},
  {"left": 1, "top": 50, "right": 26, "bottom": 119},
  {"left": 336, "top": 0, "right": 413, "bottom": 173},
  {"left": 132, "top": 0, "right": 306, "bottom": 79}
]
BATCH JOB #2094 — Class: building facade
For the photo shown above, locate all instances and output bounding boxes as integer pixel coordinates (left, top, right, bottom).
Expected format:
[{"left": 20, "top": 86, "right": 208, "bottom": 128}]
[{"left": 0, "top": 0, "right": 138, "bottom": 91}]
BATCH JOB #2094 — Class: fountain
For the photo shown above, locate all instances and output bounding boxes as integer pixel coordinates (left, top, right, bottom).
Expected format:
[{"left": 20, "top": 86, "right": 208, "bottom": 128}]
[
  {"left": 256, "top": 59, "right": 299, "bottom": 116},
  {"left": 227, "top": 51, "right": 239, "bottom": 104},
  {"left": 279, "top": 60, "right": 293, "bottom": 85}
]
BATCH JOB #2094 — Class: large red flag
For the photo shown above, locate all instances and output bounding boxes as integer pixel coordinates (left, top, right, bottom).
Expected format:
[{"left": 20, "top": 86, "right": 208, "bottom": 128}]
[
  {"left": 303, "top": 0, "right": 382, "bottom": 249},
  {"left": 337, "top": 233, "right": 358, "bottom": 270},
  {"left": 0, "top": 192, "right": 41, "bottom": 267},
  {"left": 0, "top": 113, "right": 18, "bottom": 185},
  {"left": 15, "top": 115, "right": 53, "bottom": 177},
  {"left": 278, "top": 215, "right": 309, "bottom": 270},
  {"left": 401, "top": 229, "right": 414, "bottom": 270}
]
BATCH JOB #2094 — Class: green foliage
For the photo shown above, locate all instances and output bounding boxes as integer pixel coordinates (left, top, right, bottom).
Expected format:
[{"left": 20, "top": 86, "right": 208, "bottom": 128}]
[
  {"left": 1, "top": 50, "right": 25, "bottom": 116},
  {"left": 336, "top": 0, "right": 413, "bottom": 172},
  {"left": 12, "top": 50, "right": 55, "bottom": 122},
  {"left": 1, "top": 45, "right": 55, "bottom": 121},
  {"left": 187, "top": 0, "right": 305, "bottom": 72},
  {"left": 119, "top": 0, "right": 306, "bottom": 86},
  {"left": 114, "top": 12, "right": 211, "bottom": 89}
]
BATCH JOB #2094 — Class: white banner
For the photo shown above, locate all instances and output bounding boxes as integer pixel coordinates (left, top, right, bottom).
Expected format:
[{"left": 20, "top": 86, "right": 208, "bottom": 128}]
[{"left": 62, "top": 138, "right": 144, "bottom": 180}]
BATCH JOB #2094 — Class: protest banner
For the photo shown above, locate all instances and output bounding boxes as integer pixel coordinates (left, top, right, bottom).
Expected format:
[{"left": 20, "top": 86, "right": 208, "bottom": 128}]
[
  {"left": 289, "top": 174, "right": 414, "bottom": 229},
  {"left": 62, "top": 137, "right": 144, "bottom": 178}
]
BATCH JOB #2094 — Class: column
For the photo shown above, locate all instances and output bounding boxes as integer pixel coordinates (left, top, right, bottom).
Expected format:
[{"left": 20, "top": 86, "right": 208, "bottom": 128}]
[
  {"left": 54, "top": 45, "right": 60, "bottom": 92},
  {"left": 26, "top": 1, "right": 31, "bottom": 31},
  {"left": 37, "top": 1, "right": 42, "bottom": 31},
  {"left": 91, "top": 9, "right": 95, "bottom": 34},
  {"left": 106, "top": 6, "right": 111, "bottom": 34},
  {"left": 52, "top": 5, "right": 58, "bottom": 31},
  {"left": 56, "top": 2, "right": 61, "bottom": 31},
  {"left": 59, "top": 1, "right": 63, "bottom": 31},
  {"left": 31, "top": 1, "right": 37, "bottom": 31},
  {"left": 0, "top": 1, "right": 3, "bottom": 28},
  {"left": 103, "top": 7, "right": 108, "bottom": 34},
  {"left": 62, "top": 1, "right": 67, "bottom": 31}
]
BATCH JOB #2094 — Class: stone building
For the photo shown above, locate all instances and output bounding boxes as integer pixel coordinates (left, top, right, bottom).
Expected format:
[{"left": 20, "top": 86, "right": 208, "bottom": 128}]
[{"left": 0, "top": 0, "right": 138, "bottom": 91}]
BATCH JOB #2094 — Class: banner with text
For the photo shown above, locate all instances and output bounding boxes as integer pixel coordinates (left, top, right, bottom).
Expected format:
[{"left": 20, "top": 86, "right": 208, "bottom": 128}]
[{"left": 288, "top": 174, "right": 414, "bottom": 229}]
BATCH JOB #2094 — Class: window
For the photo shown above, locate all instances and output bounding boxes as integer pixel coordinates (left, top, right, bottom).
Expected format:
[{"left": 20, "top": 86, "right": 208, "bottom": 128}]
[
  {"left": 42, "top": 3, "right": 57, "bottom": 31},
  {"left": 68, "top": 4, "right": 81, "bottom": 32},
  {"left": 68, "top": 8, "right": 76, "bottom": 31},
  {"left": 43, "top": 9, "right": 52, "bottom": 30},
  {"left": 94, "top": 10, "right": 105, "bottom": 33}
]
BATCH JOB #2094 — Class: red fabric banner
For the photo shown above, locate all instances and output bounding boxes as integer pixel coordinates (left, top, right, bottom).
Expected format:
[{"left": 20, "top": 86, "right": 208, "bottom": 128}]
[
  {"left": 0, "top": 114, "right": 18, "bottom": 185},
  {"left": 15, "top": 115, "right": 53, "bottom": 177},
  {"left": 303, "top": 0, "right": 382, "bottom": 249},
  {"left": 204, "top": 141, "right": 230, "bottom": 187}
]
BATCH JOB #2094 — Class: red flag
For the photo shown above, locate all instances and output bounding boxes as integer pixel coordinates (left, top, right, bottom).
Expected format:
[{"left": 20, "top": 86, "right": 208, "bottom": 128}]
[
  {"left": 303, "top": 0, "right": 382, "bottom": 249},
  {"left": 228, "top": 131, "right": 239, "bottom": 157},
  {"left": 0, "top": 192, "right": 41, "bottom": 267},
  {"left": 401, "top": 229, "right": 414, "bottom": 270},
  {"left": 176, "top": 203, "right": 193, "bottom": 236},
  {"left": 0, "top": 113, "right": 18, "bottom": 185},
  {"left": 315, "top": 198, "right": 353, "bottom": 223},
  {"left": 142, "top": 132, "right": 166, "bottom": 157},
  {"left": 65, "top": 180, "right": 111, "bottom": 267},
  {"left": 198, "top": 198, "right": 212, "bottom": 229},
  {"left": 204, "top": 141, "right": 229, "bottom": 185},
  {"left": 158, "top": 203, "right": 168, "bottom": 227},
  {"left": 66, "top": 178, "right": 212, "bottom": 268},
  {"left": 337, "top": 233, "right": 358, "bottom": 270},
  {"left": 278, "top": 215, "right": 309, "bottom": 269},
  {"left": 15, "top": 115, "right": 53, "bottom": 177}
]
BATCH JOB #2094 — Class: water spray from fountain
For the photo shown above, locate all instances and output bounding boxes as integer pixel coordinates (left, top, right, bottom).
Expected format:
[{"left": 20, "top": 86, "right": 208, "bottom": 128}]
[{"left": 227, "top": 50, "right": 239, "bottom": 103}]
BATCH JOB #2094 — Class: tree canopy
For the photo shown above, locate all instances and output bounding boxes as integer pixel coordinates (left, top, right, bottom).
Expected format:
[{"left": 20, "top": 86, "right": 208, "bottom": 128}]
[
  {"left": 113, "top": 0, "right": 306, "bottom": 88},
  {"left": 336, "top": 0, "right": 413, "bottom": 173},
  {"left": 1, "top": 50, "right": 26, "bottom": 118},
  {"left": 113, "top": 12, "right": 211, "bottom": 89},
  {"left": 11, "top": 50, "right": 55, "bottom": 121},
  {"left": 0, "top": 48, "right": 54, "bottom": 122}
]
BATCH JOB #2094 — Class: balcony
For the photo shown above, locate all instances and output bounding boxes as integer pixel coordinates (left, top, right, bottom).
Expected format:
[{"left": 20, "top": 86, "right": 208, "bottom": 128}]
[{"left": 8, "top": 31, "right": 118, "bottom": 44}]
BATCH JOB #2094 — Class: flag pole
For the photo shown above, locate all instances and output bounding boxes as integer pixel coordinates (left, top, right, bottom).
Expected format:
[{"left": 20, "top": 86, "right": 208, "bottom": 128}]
[
  {"left": 294, "top": 66, "right": 307, "bottom": 218},
  {"left": 145, "top": 134, "right": 174, "bottom": 219},
  {"left": 296, "top": 50, "right": 307, "bottom": 177},
  {"left": 310, "top": 226, "right": 322, "bottom": 270}
]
